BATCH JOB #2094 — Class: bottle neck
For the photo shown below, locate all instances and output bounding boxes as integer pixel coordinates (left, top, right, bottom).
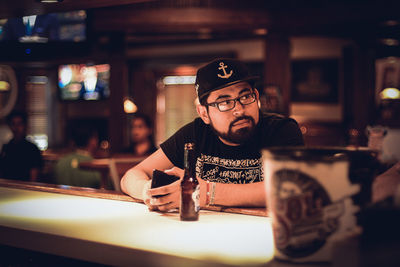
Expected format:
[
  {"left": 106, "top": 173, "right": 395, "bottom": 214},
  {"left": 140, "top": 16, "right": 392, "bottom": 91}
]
[{"left": 184, "top": 148, "right": 196, "bottom": 180}]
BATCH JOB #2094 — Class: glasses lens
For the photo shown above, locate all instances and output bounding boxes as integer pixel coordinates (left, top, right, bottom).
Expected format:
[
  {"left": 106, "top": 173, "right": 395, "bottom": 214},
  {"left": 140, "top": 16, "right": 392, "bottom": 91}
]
[
  {"left": 218, "top": 101, "right": 234, "bottom": 111},
  {"left": 240, "top": 93, "right": 255, "bottom": 105},
  {"left": 213, "top": 93, "right": 255, "bottom": 112}
]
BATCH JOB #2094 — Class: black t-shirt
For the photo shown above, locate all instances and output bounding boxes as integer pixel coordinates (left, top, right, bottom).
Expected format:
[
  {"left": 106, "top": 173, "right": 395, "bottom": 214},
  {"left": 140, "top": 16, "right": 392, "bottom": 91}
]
[
  {"left": 0, "top": 138, "right": 43, "bottom": 181},
  {"left": 160, "top": 113, "right": 304, "bottom": 184}
]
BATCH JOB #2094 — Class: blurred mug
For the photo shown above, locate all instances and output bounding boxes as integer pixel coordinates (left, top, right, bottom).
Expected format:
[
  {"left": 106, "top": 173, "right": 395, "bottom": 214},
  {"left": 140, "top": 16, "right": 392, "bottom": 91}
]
[{"left": 262, "top": 147, "right": 378, "bottom": 263}]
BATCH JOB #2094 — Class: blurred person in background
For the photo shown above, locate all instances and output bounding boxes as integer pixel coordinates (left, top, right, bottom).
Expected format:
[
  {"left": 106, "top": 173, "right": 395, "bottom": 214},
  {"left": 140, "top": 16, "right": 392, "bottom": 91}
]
[
  {"left": 0, "top": 110, "right": 43, "bottom": 181},
  {"left": 259, "top": 84, "right": 284, "bottom": 114},
  {"left": 54, "top": 125, "right": 101, "bottom": 188},
  {"left": 123, "top": 113, "right": 157, "bottom": 157}
]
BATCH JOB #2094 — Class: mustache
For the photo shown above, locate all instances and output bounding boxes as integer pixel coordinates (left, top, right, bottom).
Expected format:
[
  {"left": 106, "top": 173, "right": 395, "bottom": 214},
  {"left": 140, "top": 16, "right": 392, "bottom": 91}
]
[{"left": 229, "top": 116, "right": 255, "bottom": 128}]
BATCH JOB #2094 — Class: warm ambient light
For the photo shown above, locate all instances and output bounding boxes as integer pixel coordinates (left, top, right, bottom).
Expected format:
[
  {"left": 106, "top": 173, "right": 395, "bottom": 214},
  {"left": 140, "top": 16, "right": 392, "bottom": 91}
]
[
  {"left": 0, "top": 81, "right": 10, "bottom": 91},
  {"left": 380, "top": 38, "right": 400, "bottom": 46},
  {"left": 124, "top": 98, "right": 138, "bottom": 113},
  {"left": 382, "top": 20, "right": 400, "bottom": 26},
  {"left": 253, "top": 28, "right": 268, "bottom": 36},
  {"left": 380, "top": 87, "right": 400, "bottom": 99},
  {"left": 36, "top": 0, "right": 63, "bottom": 3},
  {"left": 162, "top": 76, "right": 196, "bottom": 85}
]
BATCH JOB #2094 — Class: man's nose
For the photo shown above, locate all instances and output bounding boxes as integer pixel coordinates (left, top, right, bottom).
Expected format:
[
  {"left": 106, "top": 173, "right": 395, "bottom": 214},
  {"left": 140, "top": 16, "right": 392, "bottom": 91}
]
[{"left": 232, "top": 100, "right": 245, "bottom": 116}]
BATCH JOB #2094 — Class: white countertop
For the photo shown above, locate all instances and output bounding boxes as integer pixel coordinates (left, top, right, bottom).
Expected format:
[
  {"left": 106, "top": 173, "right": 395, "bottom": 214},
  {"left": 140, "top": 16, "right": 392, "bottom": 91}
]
[{"left": 0, "top": 186, "right": 274, "bottom": 266}]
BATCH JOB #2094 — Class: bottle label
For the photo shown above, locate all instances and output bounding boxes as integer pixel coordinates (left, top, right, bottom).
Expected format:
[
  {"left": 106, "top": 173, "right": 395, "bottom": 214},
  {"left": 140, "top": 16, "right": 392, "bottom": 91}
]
[{"left": 192, "top": 185, "right": 200, "bottom": 212}]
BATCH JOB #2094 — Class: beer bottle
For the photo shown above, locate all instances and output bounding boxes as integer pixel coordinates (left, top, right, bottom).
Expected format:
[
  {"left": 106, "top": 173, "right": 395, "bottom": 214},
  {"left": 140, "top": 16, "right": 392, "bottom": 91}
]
[{"left": 180, "top": 143, "right": 200, "bottom": 221}]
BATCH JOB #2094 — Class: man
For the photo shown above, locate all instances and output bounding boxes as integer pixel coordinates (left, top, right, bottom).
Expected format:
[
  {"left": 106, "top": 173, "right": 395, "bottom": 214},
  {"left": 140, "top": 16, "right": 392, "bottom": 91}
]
[
  {"left": 121, "top": 58, "right": 304, "bottom": 211},
  {"left": 122, "top": 113, "right": 157, "bottom": 156},
  {"left": 0, "top": 111, "right": 43, "bottom": 181},
  {"left": 54, "top": 125, "right": 102, "bottom": 188}
]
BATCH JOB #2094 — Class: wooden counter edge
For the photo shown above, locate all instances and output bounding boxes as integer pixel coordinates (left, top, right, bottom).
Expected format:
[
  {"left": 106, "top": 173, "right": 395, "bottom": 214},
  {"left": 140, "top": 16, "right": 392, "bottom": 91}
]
[
  {"left": 0, "top": 178, "right": 139, "bottom": 203},
  {"left": 0, "top": 178, "right": 267, "bottom": 217}
]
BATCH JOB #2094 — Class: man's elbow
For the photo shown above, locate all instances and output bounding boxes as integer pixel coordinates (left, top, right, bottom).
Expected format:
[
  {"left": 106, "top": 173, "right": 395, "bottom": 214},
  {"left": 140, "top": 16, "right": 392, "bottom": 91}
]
[{"left": 120, "top": 169, "right": 131, "bottom": 194}]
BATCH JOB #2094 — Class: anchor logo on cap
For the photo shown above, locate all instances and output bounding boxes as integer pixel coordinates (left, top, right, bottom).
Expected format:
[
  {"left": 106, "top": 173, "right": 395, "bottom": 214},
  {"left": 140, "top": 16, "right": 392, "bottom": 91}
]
[{"left": 217, "top": 62, "right": 233, "bottom": 79}]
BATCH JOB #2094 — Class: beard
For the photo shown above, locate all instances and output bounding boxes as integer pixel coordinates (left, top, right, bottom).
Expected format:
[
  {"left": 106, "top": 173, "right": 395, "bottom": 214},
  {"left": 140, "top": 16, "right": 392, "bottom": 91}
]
[{"left": 210, "top": 115, "right": 256, "bottom": 145}]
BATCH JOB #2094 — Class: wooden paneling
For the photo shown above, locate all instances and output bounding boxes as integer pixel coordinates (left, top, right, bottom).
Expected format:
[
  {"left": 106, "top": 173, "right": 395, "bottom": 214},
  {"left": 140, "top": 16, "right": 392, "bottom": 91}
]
[
  {"left": 343, "top": 44, "right": 377, "bottom": 146},
  {"left": 93, "top": 7, "right": 271, "bottom": 33},
  {"left": 108, "top": 58, "right": 129, "bottom": 153},
  {"left": 299, "top": 122, "right": 347, "bottom": 147},
  {"left": 1, "top": 0, "right": 399, "bottom": 40},
  {"left": 264, "top": 34, "right": 291, "bottom": 116}
]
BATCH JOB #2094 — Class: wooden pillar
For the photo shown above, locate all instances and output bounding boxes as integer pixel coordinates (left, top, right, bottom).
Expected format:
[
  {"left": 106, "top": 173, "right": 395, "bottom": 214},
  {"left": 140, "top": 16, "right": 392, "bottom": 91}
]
[
  {"left": 264, "top": 34, "right": 291, "bottom": 115},
  {"left": 131, "top": 69, "right": 157, "bottom": 121},
  {"left": 343, "top": 43, "right": 376, "bottom": 146},
  {"left": 108, "top": 58, "right": 128, "bottom": 153}
]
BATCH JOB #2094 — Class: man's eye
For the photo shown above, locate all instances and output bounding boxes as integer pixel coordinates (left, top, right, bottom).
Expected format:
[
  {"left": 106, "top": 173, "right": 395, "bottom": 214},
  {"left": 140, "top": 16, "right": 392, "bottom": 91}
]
[
  {"left": 241, "top": 94, "right": 251, "bottom": 100},
  {"left": 219, "top": 100, "right": 232, "bottom": 106}
]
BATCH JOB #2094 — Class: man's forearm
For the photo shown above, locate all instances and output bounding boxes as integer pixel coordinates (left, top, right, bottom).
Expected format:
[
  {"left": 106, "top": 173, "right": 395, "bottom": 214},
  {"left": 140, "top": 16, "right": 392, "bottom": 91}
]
[
  {"left": 120, "top": 148, "right": 176, "bottom": 201},
  {"left": 210, "top": 181, "right": 266, "bottom": 207},
  {"left": 120, "top": 168, "right": 151, "bottom": 200}
]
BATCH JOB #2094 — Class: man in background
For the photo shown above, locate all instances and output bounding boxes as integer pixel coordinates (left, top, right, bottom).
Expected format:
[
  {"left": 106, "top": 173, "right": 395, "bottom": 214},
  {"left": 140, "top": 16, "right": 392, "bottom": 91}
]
[
  {"left": 122, "top": 113, "right": 157, "bottom": 157},
  {"left": 54, "top": 125, "right": 102, "bottom": 188},
  {"left": 0, "top": 110, "right": 43, "bottom": 181}
]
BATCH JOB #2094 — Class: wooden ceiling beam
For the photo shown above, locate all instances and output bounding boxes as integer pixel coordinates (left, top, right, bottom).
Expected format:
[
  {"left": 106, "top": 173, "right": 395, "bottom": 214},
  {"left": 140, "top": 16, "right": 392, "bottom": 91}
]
[
  {"left": 92, "top": 7, "right": 272, "bottom": 33},
  {"left": 91, "top": 2, "right": 400, "bottom": 40},
  {"left": 272, "top": 3, "right": 400, "bottom": 34}
]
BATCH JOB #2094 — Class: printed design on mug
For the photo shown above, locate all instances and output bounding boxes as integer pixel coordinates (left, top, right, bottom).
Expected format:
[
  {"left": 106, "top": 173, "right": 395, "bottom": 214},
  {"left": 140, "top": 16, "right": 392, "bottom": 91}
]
[{"left": 271, "top": 169, "right": 343, "bottom": 258}]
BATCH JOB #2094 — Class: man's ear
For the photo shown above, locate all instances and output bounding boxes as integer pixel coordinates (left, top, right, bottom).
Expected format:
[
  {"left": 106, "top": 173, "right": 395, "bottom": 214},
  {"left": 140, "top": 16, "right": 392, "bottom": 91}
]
[
  {"left": 196, "top": 104, "right": 210, "bottom": 124},
  {"left": 254, "top": 88, "right": 261, "bottom": 108},
  {"left": 254, "top": 88, "right": 260, "bottom": 100}
]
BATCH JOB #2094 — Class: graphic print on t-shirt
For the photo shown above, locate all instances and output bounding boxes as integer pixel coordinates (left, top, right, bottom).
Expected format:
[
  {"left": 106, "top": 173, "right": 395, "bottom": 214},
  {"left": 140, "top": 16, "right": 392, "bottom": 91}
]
[{"left": 196, "top": 154, "right": 263, "bottom": 184}]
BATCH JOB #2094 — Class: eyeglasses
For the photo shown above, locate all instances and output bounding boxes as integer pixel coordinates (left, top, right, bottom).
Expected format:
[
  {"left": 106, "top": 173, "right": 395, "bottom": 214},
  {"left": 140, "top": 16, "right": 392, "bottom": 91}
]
[{"left": 205, "top": 92, "right": 257, "bottom": 112}]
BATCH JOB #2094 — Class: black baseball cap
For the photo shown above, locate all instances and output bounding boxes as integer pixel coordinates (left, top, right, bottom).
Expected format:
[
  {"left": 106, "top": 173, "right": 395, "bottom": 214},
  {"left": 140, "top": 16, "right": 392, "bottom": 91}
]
[{"left": 195, "top": 58, "right": 259, "bottom": 100}]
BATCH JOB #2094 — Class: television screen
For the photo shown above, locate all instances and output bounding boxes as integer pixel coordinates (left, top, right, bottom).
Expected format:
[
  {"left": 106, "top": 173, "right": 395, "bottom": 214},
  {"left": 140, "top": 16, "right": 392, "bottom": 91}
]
[
  {"left": 0, "top": 10, "right": 86, "bottom": 43},
  {"left": 58, "top": 63, "right": 110, "bottom": 101}
]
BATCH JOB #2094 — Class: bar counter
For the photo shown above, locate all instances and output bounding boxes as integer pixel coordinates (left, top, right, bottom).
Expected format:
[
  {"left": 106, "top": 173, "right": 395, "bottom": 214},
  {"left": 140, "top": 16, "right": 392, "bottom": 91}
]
[{"left": 0, "top": 179, "right": 273, "bottom": 266}]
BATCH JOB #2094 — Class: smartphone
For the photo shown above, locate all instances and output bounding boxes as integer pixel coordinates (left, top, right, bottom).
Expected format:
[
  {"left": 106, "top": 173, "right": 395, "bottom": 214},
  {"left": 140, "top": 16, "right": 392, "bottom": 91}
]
[{"left": 151, "top": 169, "right": 180, "bottom": 189}]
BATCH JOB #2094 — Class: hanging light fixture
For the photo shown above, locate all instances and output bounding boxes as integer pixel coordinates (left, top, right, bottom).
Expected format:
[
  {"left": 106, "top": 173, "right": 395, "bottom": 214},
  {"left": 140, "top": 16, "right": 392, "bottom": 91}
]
[
  {"left": 124, "top": 98, "right": 137, "bottom": 114},
  {"left": 380, "top": 87, "right": 400, "bottom": 100},
  {"left": 0, "top": 81, "right": 10, "bottom": 91}
]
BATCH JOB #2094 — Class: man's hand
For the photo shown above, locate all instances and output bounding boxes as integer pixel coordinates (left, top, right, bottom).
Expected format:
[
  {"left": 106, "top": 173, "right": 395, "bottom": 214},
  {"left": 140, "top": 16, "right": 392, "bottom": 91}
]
[
  {"left": 141, "top": 180, "right": 157, "bottom": 210},
  {"left": 143, "top": 167, "right": 184, "bottom": 212}
]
